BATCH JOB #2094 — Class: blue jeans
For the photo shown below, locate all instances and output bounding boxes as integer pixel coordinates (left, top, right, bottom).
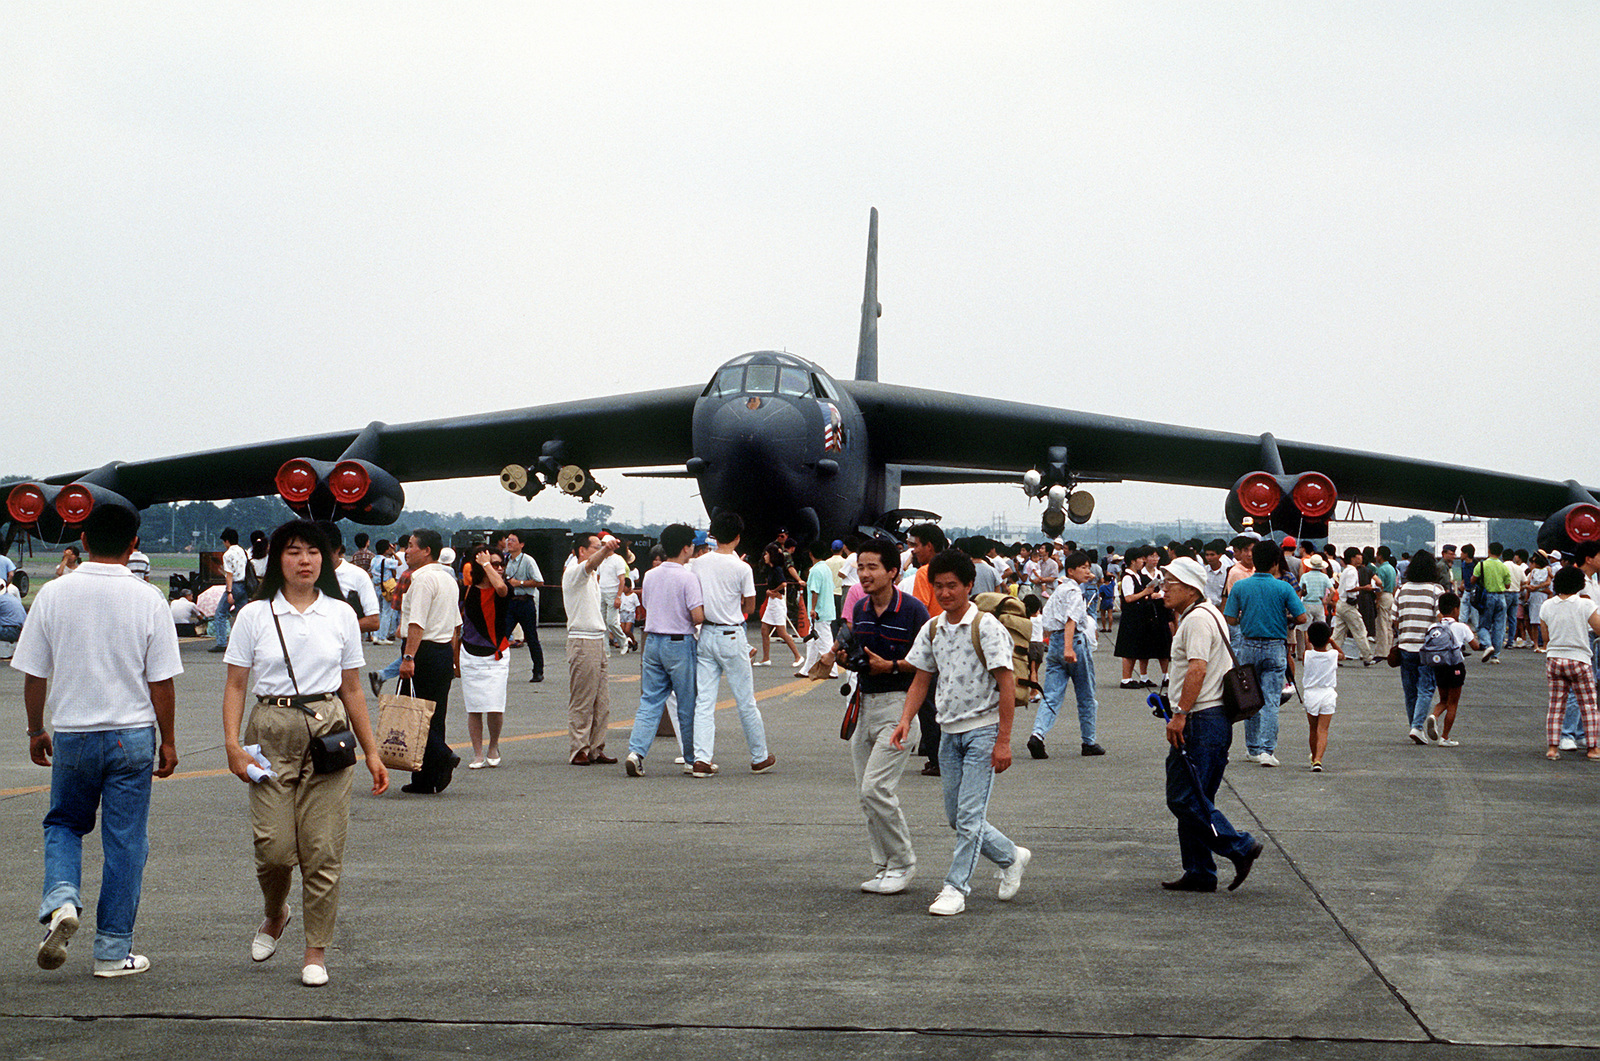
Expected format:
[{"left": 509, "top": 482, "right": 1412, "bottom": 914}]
[
  {"left": 1476, "top": 593, "right": 1507, "bottom": 657},
  {"left": 1505, "top": 591, "right": 1519, "bottom": 646},
  {"left": 1035, "top": 629, "right": 1098, "bottom": 745},
  {"left": 628, "top": 634, "right": 697, "bottom": 762},
  {"left": 1399, "top": 649, "right": 1437, "bottom": 730},
  {"left": 1165, "top": 709, "right": 1256, "bottom": 884},
  {"left": 40, "top": 727, "right": 155, "bottom": 961},
  {"left": 938, "top": 724, "right": 1019, "bottom": 895},
  {"left": 212, "top": 582, "right": 247, "bottom": 648},
  {"left": 380, "top": 650, "right": 404, "bottom": 682},
  {"left": 1239, "top": 638, "right": 1287, "bottom": 756},
  {"left": 693, "top": 625, "right": 766, "bottom": 764},
  {"left": 378, "top": 597, "right": 399, "bottom": 642}
]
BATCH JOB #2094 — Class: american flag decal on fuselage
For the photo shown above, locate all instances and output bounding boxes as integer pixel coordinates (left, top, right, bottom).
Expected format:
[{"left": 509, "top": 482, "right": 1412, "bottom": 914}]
[{"left": 819, "top": 402, "right": 843, "bottom": 452}]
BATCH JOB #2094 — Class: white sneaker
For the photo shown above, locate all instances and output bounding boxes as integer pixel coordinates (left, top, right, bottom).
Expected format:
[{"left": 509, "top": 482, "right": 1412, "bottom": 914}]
[
  {"left": 927, "top": 885, "right": 966, "bottom": 916},
  {"left": 1423, "top": 714, "right": 1440, "bottom": 744},
  {"left": 1243, "top": 752, "right": 1264, "bottom": 764},
  {"left": 37, "top": 903, "right": 78, "bottom": 970},
  {"left": 997, "top": 847, "right": 1031, "bottom": 900},
  {"left": 1438, "top": 738, "right": 1460, "bottom": 747},
  {"left": 1558, "top": 736, "right": 1578, "bottom": 751},
  {"left": 863, "top": 866, "right": 916, "bottom": 894},
  {"left": 1258, "top": 752, "right": 1280, "bottom": 767},
  {"left": 624, "top": 752, "right": 644, "bottom": 777},
  {"left": 93, "top": 954, "right": 150, "bottom": 978},
  {"left": 1409, "top": 728, "right": 1427, "bottom": 745}
]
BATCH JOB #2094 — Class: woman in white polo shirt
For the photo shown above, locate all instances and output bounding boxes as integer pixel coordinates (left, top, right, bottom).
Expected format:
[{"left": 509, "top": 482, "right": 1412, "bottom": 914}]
[{"left": 222, "top": 520, "right": 388, "bottom": 987}]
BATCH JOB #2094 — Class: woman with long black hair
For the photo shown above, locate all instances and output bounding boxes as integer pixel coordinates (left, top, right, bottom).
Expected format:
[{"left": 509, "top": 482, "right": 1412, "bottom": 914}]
[{"left": 221, "top": 520, "right": 388, "bottom": 987}]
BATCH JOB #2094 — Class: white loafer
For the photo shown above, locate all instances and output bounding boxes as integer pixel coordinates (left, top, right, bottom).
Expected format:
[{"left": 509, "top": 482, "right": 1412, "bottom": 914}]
[
  {"left": 251, "top": 910, "right": 291, "bottom": 962},
  {"left": 301, "top": 963, "right": 329, "bottom": 987}
]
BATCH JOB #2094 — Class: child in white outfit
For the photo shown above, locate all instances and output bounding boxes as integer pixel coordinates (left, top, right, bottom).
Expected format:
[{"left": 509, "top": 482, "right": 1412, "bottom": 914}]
[{"left": 1302, "top": 621, "right": 1339, "bottom": 771}]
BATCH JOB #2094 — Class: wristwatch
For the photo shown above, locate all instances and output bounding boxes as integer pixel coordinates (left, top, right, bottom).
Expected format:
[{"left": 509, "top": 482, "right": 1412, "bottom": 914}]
[
  {"left": 27, "top": 727, "right": 46, "bottom": 738},
  {"left": 402, "top": 654, "right": 415, "bottom": 662}
]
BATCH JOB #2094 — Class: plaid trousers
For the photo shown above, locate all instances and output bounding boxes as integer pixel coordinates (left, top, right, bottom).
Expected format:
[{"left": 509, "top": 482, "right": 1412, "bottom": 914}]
[{"left": 1546, "top": 656, "right": 1598, "bottom": 748}]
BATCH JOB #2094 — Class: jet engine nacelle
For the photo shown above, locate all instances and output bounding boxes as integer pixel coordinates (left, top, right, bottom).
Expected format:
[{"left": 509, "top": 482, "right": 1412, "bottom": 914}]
[
  {"left": 1225, "top": 471, "right": 1337, "bottom": 536},
  {"left": 1537, "top": 502, "right": 1600, "bottom": 554},
  {"left": 6, "top": 480, "right": 139, "bottom": 544},
  {"left": 275, "top": 458, "right": 404, "bottom": 525}
]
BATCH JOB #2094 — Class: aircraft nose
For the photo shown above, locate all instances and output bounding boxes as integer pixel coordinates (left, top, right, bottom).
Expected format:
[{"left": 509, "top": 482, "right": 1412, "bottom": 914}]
[{"left": 710, "top": 396, "right": 809, "bottom": 456}]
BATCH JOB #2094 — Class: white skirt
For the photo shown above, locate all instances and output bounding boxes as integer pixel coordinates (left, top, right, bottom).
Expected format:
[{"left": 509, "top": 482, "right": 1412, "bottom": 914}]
[
  {"left": 761, "top": 596, "right": 787, "bottom": 627},
  {"left": 459, "top": 650, "right": 509, "bottom": 714}
]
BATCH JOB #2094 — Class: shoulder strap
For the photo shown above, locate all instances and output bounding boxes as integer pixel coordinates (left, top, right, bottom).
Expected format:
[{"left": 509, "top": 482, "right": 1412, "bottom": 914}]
[
  {"left": 269, "top": 605, "right": 302, "bottom": 697},
  {"left": 970, "top": 609, "right": 983, "bottom": 657},
  {"left": 1202, "top": 604, "right": 1243, "bottom": 668}
]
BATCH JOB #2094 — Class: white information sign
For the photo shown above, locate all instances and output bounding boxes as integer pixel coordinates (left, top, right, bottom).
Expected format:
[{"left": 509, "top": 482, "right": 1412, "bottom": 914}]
[
  {"left": 1326, "top": 520, "right": 1379, "bottom": 552},
  {"left": 1434, "top": 519, "right": 1489, "bottom": 558}
]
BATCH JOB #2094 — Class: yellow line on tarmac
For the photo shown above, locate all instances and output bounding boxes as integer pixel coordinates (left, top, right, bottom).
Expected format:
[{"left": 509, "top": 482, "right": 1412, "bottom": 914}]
[{"left": 0, "top": 677, "right": 822, "bottom": 797}]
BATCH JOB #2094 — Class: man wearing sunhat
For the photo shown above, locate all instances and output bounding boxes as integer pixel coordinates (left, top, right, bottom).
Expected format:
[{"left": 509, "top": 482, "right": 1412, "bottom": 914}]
[{"left": 1157, "top": 556, "right": 1264, "bottom": 893}]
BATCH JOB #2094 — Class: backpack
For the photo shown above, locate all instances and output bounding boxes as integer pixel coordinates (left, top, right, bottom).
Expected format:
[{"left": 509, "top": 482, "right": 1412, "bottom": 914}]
[
  {"left": 1420, "top": 620, "right": 1464, "bottom": 668},
  {"left": 927, "top": 592, "right": 1038, "bottom": 707}
]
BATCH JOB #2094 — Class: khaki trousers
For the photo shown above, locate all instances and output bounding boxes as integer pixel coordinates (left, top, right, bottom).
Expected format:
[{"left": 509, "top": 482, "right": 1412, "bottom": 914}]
[
  {"left": 851, "top": 690, "right": 919, "bottom": 872},
  {"left": 567, "top": 636, "right": 611, "bottom": 758},
  {"left": 1374, "top": 591, "right": 1396, "bottom": 657},
  {"left": 244, "top": 699, "right": 354, "bottom": 949},
  {"left": 1330, "top": 601, "right": 1373, "bottom": 663}
]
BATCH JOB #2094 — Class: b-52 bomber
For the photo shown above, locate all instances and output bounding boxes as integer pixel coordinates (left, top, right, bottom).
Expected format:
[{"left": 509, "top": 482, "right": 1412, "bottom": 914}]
[{"left": 10, "top": 210, "right": 1600, "bottom": 554}]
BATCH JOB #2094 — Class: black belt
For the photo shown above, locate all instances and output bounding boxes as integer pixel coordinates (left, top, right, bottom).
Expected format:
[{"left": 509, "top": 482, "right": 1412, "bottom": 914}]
[
  {"left": 258, "top": 693, "right": 338, "bottom": 719},
  {"left": 257, "top": 693, "right": 336, "bottom": 708}
]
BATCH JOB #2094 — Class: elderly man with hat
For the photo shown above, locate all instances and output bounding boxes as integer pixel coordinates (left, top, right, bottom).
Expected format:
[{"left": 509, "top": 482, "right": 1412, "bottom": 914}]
[{"left": 1157, "top": 556, "right": 1264, "bottom": 893}]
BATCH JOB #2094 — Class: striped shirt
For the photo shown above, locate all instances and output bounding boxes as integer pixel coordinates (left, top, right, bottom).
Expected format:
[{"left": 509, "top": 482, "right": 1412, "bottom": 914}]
[{"left": 1394, "top": 581, "right": 1443, "bottom": 652}]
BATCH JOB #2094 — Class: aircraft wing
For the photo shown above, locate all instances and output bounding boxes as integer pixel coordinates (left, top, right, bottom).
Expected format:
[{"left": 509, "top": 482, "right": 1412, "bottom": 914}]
[
  {"left": 45, "top": 386, "right": 701, "bottom": 507},
  {"left": 844, "top": 381, "right": 1595, "bottom": 521}
]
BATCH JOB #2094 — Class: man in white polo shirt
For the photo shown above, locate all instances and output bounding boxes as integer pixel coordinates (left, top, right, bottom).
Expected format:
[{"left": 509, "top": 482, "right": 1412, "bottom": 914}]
[
  {"left": 562, "top": 531, "right": 621, "bottom": 765},
  {"left": 317, "top": 521, "right": 381, "bottom": 638},
  {"left": 396, "top": 529, "right": 462, "bottom": 794},
  {"left": 15, "top": 504, "right": 181, "bottom": 978}
]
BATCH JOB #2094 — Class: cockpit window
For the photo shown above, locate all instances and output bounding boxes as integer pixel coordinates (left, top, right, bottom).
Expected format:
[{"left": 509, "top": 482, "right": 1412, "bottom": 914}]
[
  {"left": 777, "top": 367, "right": 811, "bottom": 397},
  {"left": 744, "top": 364, "right": 778, "bottom": 393},
  {"left": 703, "top": 367, "right": 744, "bottom": 398},
  {"left": 813, "top": 373, "right": 838, "bottom": 401}
]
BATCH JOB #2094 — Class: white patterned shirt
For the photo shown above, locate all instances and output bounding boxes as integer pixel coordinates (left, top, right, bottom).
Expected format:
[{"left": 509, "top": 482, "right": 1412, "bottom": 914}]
[{"left": 905, "top": 603, "right": 1013, "bottom": 734}]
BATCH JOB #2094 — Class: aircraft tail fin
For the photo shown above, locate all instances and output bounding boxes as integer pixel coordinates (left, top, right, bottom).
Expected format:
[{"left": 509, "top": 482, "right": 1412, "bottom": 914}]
[{"left": 855, "top": 207, "right": 880, "bottom": 382}]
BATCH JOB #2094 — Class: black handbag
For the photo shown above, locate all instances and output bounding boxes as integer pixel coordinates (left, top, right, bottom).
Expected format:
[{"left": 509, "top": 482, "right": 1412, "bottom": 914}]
[
  {"left": 1205, "top": 608, "right": 1265, "bottom": 724},
  {"left": 271, "top": 610, "right": 357, "bottom": 774}
]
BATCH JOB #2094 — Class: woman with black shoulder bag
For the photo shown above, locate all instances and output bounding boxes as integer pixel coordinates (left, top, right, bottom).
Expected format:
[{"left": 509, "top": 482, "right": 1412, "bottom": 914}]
[{"left": 222, "top": 520, "right": 388, "bottom": 987}]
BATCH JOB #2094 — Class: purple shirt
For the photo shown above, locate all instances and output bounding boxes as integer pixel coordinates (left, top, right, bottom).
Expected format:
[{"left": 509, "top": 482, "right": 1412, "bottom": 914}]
[{"left": 640, "top": 561, "right": 703, "bottom": 635}]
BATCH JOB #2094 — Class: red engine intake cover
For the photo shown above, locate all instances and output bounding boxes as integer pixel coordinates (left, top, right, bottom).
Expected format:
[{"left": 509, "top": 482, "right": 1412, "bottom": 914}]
[
  {"left": 6, "top": 484, "right": 47, "bottom": 525},
  {"left": 1236, "top": 473, "right": 1282, "bottom": 518},
  {"left": 54, "top": 485, "right": 95, "bottom": 524},
  {"left": 275, "top": 460, "right": 318, "bottom": 505},
  {"left": 1291, "top": 473, "right": 1337, "bottom": 520},
  {"left": 1565, "top": 504, "right": 1600, "bottom": 544},
  {"left": 328, "top": 462, "right": 371, "bottom": 505}
]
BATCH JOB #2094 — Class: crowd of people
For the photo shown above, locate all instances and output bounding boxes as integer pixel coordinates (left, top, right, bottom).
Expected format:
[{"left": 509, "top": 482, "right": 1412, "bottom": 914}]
[{"left": 14, "top": 504, "right": 1600, "bottom": 983}]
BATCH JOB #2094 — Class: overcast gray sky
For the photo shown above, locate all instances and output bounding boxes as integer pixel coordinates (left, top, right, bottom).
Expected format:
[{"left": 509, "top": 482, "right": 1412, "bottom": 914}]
[{"left": 4, "top": 3, "right": 1596, "bottom": 533}]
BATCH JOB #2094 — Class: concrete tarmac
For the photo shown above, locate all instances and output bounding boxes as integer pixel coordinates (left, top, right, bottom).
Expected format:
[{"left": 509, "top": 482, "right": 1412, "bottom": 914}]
[{"left": 2, "top": 629, "right": 1597, "bottom": 1059}]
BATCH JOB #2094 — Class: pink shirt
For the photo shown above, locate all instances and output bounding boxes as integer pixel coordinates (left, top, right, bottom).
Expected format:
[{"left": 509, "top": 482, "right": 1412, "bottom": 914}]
[{"left": 640, "top": 561, "right": 703, "bottom": 635}]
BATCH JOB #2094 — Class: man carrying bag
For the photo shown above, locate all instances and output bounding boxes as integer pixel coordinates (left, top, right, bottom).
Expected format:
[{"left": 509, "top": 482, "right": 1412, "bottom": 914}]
[{"left": 1156, "top": 557, "right": 1265, "bottom": 894}]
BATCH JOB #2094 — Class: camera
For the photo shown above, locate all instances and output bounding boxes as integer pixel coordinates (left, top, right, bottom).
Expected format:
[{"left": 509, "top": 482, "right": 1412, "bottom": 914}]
[{"left": 835, "top": 624, "right": 870, "bottom": 673}]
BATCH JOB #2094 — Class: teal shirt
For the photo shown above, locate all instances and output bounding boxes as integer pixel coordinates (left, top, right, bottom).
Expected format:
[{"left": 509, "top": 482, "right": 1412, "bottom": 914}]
[
  {"left": 1224, "top": 572, "right": 1307, "bottom": 639},
  {"left": 1374, "top": 561, "right": 1396, "bottom": 594}
]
